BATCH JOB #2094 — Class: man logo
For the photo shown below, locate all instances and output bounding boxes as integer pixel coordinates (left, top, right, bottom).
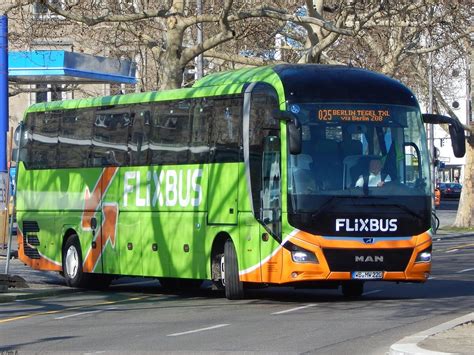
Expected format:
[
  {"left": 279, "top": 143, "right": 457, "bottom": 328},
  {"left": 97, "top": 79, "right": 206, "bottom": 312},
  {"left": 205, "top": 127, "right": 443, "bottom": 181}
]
[
  {"left": 363, "top": 238, "right": 374, "bottom": 244},
  {"left": 355, "top": 255, "right": 384, "bottom": 262}
]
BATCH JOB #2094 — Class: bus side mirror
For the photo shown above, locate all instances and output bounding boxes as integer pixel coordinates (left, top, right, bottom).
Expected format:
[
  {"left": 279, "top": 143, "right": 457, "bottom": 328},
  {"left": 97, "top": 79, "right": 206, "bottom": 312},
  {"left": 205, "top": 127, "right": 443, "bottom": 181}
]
[
  {"left": 272, "top": 110, "right": 302, "bottom": 155},
  {"left": 422, "top": 114, "right": 466, "bottom": 158},
  {"left": 448, "top": 124, "right": 466, "bottom": 158}
]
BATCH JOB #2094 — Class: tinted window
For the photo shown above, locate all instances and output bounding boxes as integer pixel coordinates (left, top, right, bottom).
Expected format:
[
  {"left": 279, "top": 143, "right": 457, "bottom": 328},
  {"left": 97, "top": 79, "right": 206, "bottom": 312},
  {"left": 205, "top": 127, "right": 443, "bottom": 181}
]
[
  {"left": 92, "top": 107, "right": 131, "bottom": 166},
  {"left": 190, "top": 99, "right": 211, "bottom": 164},
  {"left": 150, "top": 100, "right": 191, "bottom": 165},
  {"left": 210, "top": 97, "right": 243, "bottom": 163},
  {"left": 28, "top": 111, "right": 60, "bottom": 169},
  {"left": 58, "top": 109, "right": 93, "bottom": 168},
  {"left": 129, "top": 106, "right": 151, "bottom": 166}
]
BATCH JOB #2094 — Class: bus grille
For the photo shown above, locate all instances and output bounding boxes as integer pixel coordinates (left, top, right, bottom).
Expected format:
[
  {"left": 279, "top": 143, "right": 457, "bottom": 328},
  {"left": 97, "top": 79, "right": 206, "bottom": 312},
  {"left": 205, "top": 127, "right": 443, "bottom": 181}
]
[
  {"left": 23, "top": 243, "right": 41, "bottom": 259},
  {"left": 26, "top": 235, "right": 40, "bottom": 246},
  {"left": 323, "top": 248, "right": 413, "bottom": 272},
  {"left": 22, "top": 221, "right": 41, "bottom": 259},
  {"left": 23, "top": 221, "right": 40, "bottom": 233}
]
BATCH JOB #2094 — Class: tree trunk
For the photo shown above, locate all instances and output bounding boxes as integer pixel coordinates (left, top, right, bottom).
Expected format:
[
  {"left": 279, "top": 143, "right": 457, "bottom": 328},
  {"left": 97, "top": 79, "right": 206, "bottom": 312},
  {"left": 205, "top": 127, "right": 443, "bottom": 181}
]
[
  {"left": 159, "top": 19, "right": 185, "bottom": 90},
  {"left": 453, "top": 138, "right": 474, "bottom": 228},
  {"left": 160, "top": 55, "right": 184, "bottom": 90}
]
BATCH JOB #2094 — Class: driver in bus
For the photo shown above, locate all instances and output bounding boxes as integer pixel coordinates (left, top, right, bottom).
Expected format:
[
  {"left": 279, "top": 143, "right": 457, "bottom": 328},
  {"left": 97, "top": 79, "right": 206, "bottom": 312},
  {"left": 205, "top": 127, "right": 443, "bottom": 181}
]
[{"left": 355, "top": 159, "right": 391, "bottom": 187}]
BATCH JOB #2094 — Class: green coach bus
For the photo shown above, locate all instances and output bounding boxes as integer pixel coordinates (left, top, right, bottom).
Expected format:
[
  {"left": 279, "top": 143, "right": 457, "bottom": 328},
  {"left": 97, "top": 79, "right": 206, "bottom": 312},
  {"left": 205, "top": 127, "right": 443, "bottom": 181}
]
[{"left": 16, "top": 64, "right": 465, "bottom": 299}]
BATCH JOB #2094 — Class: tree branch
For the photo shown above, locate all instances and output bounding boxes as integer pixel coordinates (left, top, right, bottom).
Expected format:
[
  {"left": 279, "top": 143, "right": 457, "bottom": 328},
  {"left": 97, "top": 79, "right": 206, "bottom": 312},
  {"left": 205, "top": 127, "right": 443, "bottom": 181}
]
[{"left": 204, "top": 50, "right": 285, "bottom": 66}]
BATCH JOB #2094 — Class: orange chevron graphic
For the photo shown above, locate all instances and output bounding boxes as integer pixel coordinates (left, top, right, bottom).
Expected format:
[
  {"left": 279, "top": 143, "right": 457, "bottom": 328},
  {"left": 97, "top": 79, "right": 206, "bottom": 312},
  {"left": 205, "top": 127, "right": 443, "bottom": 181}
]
[
  {"left": 83, "top": 203, "right": 119, "bottom": 273},
  {"left": 81, "top": 167, "right": 119, "bottom": 273},
  {"left": 82, "top": 167, "right": 118, "bottom": 230}
]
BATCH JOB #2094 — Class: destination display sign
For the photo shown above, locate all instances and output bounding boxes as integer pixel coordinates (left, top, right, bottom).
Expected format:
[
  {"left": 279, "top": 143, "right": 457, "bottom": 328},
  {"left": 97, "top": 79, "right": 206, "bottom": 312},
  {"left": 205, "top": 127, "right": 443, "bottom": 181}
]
[{"left": 317, "top": 109, "right": 391, "bottom": 122}]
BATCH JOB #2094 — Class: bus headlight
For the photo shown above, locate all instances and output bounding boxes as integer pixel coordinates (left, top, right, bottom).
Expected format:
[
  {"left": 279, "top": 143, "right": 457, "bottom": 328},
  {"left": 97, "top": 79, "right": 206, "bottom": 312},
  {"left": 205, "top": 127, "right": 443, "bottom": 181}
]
[
  {"left": 415, "top": 247, "right": 432, "bottom": 263},
  {"left": 291, "top": 246, "right": 318, "bottom": 264}
]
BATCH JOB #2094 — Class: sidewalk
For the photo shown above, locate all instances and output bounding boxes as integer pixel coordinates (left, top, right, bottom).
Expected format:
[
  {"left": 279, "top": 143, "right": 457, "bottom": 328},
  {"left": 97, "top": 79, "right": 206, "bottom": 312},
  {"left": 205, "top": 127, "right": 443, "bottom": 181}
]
[
  {"left": 0, "top": 253, "right": 71, "bottom": 303},
  {"left": 1, "top": 231, "right": 474, "bottom": 354},
  {"left": 390, "top": 313, "right": 474, "bottom": 355}
]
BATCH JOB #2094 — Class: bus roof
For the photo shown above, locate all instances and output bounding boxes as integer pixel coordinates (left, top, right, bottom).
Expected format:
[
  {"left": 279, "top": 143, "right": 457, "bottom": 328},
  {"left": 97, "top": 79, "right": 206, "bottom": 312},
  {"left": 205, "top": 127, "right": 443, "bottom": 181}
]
[
  {"left": 271, "top": 64, "right": 418, "bottom": 106},
  {"left": 24, "top": 64, "right": 418, "bottom": 117}
]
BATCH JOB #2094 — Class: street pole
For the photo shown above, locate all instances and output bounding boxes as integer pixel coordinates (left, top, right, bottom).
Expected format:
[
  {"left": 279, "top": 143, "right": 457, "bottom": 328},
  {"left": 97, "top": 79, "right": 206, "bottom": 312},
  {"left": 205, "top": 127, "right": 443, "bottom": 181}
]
[
  {"left": 195, "top": 0, "right": 203, "bottom": 80},
  {"left": 0, "top": 15, "right": 10, "bottom": 273},
  {"left": 0, "top": 16, "right": 8, "bottom": 172},
  {"left": 0, "top": 15, "right": 9, "bottom": 254}
]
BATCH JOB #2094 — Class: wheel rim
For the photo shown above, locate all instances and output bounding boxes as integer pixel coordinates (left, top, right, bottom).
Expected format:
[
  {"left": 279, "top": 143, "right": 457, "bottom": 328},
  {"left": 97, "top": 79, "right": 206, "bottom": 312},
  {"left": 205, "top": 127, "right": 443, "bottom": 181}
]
[
  {"left": 65, "top": 245, "right": 79, "bottom": 279},
  {"left": 220, "top": 254, "right": 226, "bottom": 286}
]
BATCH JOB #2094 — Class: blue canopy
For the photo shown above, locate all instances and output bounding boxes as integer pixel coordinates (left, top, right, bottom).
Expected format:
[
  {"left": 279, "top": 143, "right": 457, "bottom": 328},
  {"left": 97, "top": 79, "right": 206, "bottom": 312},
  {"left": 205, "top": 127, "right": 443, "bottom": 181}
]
[{"left": 8, "top": 50, "right": 136, "bottom": 84}]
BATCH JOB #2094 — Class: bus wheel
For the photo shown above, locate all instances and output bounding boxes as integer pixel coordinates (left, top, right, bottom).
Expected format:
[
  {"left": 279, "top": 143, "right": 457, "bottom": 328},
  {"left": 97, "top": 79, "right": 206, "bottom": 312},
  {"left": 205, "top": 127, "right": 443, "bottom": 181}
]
[
  {"left": 224, "top": 239, "right": 244, "bottom": 300},
  {"left": 341, "top": 281, "right": 364, "bottom": 298},
  {"left": 62, "top": 235, "right": 88, "bottom": 288}
]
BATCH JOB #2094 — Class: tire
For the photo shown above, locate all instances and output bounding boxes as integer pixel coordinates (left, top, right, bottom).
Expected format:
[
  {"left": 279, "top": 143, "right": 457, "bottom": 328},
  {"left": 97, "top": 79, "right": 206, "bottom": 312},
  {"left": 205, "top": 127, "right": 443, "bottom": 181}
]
[
  {"left": 341, "top": 281, "right": 364, "bottom": 298},
  {"left": 224, "top": 239, "right": 244, "bottom": 300},
  {"left": 62, "top": 234, "right": 89, "bottom": 288}
]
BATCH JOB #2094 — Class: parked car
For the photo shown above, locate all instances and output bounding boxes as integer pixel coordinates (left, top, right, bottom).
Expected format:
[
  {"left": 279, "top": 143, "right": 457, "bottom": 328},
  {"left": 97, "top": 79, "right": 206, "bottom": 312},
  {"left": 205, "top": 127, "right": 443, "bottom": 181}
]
[{"left": 437, "top": 182, "right": 462, "bottom": 198}]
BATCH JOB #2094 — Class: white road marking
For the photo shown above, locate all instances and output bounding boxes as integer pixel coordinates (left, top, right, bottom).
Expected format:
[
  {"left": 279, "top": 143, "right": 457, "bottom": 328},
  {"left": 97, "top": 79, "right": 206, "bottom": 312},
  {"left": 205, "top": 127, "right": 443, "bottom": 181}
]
[
  {"left": 428, "top": 276, "right": 436, "bottom": 280},
  {"left": 54, "top": 307, "right": 117, "bottom": 320},
  {"left": 456, "top": 268, "right": 474, "bottom": 274},
  {"left": 55, "top": 310, "right": 101, "bottom": 320},
  {"left": 271, "top": 304, "right": 316, "bottom": 315},
  {"left": 446, "top": 249, "right": 458, "bottom": 253},
  {"left": 167, "top": 324, "right": 229, "bottom": 337},
  {"left": 363, "top": 290, "right": 382, "bottom": 296}
]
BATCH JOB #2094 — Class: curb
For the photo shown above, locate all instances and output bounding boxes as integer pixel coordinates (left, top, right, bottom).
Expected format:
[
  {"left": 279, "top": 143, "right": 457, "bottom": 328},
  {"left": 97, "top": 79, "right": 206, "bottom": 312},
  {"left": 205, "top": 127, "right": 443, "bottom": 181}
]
[
  {"left": 432, "top": 232, "right": 474, "bottom": 240},
  {"left": 389, "top": 312, "right": 474, "bottom": 355}
]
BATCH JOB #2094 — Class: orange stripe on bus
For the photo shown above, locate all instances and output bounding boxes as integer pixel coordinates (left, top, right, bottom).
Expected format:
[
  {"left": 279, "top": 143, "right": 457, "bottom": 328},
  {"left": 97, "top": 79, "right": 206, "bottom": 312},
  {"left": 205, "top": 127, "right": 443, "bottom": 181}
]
[
  {"left": 82, "top": 203, "right": 119, "bottom": 273},
  {"left": 82, "top": 166, "right": 118, "bottom": 230}
]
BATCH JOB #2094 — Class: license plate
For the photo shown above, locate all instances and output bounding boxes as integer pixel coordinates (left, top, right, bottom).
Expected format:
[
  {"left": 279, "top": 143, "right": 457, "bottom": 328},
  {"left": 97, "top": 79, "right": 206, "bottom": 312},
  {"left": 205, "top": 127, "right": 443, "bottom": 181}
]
[{"left": 352, "top": 271, "right": 383, "bottom": 280}]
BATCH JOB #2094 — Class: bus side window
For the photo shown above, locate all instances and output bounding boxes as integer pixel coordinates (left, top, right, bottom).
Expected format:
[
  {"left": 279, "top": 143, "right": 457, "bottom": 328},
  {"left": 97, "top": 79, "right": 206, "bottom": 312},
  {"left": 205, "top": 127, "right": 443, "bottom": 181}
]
[
  {"left": 129, "top": 106, "right": 151, "bottom": 166},
  {"left": 190, "top": 99, "right": 211, "bottom": 164},
  {"left": 149, "top": 100, "right": 191, "bottom": 165},
  {"left": 19, "top": 115, "right": 34, "bottom": 168},
  {"left": 91, "top": 106, "right": 131, "bottom": 167},
  {"left": 209, "top": 97, "right": 243, "bottom": 163},
  {"left": 29, "top": 111, "right": 60, "bottom": 169},
  {"left": 58, "top": 109, "right": 93, "bottom": 168}
]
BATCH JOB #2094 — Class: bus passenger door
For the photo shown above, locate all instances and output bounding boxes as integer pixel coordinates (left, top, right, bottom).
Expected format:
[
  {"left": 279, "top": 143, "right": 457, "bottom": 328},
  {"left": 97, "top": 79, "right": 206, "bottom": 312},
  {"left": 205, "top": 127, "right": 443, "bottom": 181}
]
[
  {"left": 245, "top": 84, "right": 282, "bottom": 283},
  {"left": 259, "top": 135, "right": 282, "bottom": 283}
]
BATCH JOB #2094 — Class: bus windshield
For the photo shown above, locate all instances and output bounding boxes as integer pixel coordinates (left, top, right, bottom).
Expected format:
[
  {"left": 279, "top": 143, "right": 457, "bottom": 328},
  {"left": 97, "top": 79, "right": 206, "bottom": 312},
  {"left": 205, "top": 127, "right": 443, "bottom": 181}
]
[{"left": 287, "top": 103, "right": 431, "bottom": 236}]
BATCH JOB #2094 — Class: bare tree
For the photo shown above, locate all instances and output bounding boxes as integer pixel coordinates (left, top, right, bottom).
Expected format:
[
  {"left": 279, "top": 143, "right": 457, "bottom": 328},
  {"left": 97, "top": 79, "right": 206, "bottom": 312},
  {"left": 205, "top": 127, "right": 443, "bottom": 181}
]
[{"left": 4, "top": 0, "right": 472, "bottom": 226}]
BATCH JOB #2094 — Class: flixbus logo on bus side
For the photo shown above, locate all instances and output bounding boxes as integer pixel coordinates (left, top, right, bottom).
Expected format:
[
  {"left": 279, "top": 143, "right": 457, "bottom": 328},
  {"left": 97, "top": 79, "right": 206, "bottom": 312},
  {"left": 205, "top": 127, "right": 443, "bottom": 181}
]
[
  {"left": 335, "top": 218, "right": 398, "bottom": 232},
  {"left": 123, "top": 169, "right": 203, "bottom": 208}
]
